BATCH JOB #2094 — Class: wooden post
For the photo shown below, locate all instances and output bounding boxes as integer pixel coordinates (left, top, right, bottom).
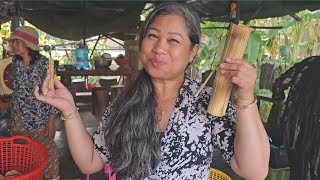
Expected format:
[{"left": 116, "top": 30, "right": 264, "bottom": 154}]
[{"left": 208, "top": 23, "right": 252, "bottom": 117}]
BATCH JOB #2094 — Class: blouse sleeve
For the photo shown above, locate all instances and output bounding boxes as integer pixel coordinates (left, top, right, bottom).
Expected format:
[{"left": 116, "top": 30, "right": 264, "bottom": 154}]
[
  {"left": 92, "top": 105, "right": 113, "bottom": 163},
  {"left": 211, "top": 102, "right": 236, "bottom": 164}
]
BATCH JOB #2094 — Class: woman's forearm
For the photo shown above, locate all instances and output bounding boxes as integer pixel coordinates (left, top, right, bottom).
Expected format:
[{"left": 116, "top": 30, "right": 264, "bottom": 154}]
[
  {"left": 231, "top": 103, "right": 270, "bottom": 179},
  {"left": 62, "top": 109, "right": 104, "bottom": 174}
]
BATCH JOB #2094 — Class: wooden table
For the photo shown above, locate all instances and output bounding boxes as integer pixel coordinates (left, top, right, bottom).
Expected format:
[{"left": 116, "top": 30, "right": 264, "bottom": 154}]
[{"left": 57, "top": 68, "right": 141, "bottom": 87}]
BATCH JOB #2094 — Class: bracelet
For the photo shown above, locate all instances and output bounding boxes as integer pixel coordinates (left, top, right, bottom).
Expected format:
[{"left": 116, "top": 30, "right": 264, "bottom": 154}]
[
  {"left": 61, "top": 107, "right": 79, "bottom": 121},
  {"left": 233, "top": 96, "right": 257, "bottom": 110}
]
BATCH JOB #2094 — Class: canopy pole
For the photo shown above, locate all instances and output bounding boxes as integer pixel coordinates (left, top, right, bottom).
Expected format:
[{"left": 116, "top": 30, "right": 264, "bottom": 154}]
[
  {"left": 81, "top": 0, "right": 87, "bottom": 45},
  {"left": 89, "top": 35, "right": 102, "bottom": 59}
]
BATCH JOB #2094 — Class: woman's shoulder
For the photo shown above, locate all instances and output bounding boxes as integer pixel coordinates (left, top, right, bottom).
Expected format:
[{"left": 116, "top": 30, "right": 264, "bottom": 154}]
[{"left": 36, "top": 55, "right": 49, "bottom": 65}]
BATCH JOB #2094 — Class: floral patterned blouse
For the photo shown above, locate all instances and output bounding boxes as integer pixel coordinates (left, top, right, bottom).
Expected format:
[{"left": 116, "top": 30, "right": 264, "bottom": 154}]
[
  {"left": 11, "top": 55, "right": 59, "bottom": 130},
  {"left": 93, "top": 76, "right": 236, "bottom": 179}
]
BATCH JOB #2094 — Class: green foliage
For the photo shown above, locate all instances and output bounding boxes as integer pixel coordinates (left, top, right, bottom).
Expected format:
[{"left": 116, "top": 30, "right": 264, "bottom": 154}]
[
  {"left": 87, "top": 38, "right": 107, "bottom": 57},
  {"left": 259, "top": 101, "right": 273, "bottom": 123},
  {"left": 0, "top": 23, "right": 11, "bottom": 40},
  {"left": 255, "top": 89, "right": 273, "bottom": 123},
  {"left": 244, "top": 31, "right": 261, "bottom": 65},
  {"left": 0, "top": 23, "right": 11, "bottom": 59},
  {"left": 192, "top": 9, "right": 320, "bottom": 77},
  {"left": 188, "top": 9, "right": 320, "bottom": 122},
  {"left": 188, "top": 21, "right": 228, "bottom": 79},
  {"left": 256, "top": 88, "right": 272, "bottom": 95},
  {"left": 279, "top": 45, "right": 290, "bottom": 59},
  {"left": 141, "top": 3, "right": 154, "bottom": 21}
]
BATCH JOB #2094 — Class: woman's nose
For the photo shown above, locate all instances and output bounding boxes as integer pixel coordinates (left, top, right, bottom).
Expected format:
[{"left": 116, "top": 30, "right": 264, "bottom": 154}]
[
  {"left": 10, "top": 41, "right": 17, "bottom": 48},
  {"left": 152, "top": 40, "right": 167, "bottom": 55}
]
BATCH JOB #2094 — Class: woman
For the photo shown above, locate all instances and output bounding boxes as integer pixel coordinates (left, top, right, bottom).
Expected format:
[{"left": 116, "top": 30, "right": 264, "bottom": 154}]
[
  {"left": 10, "top": 26, "right": 60, "bottom": 180},
  {"left": 35, "top": 3, "right": 269, "bottom": 180}
]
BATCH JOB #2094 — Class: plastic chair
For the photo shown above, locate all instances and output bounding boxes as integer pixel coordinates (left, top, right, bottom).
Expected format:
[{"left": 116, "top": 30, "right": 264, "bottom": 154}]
[{"left": 209, "top": 168, "right": 231, "bottom": 180}]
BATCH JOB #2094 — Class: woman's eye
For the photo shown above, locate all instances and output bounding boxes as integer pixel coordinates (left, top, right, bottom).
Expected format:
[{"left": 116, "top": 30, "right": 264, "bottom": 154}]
[
  {"left": 169, "top": 39, "right": 179, "bottom": 43},
  {"left": 147, "top": 34, "right": 157, "bottom": 38}
]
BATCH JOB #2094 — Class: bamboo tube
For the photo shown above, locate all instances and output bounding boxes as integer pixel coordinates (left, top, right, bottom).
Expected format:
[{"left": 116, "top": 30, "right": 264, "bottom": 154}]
[
  {"left": 49, "top": 59, "right": 54, "bottom": 91},
  {"left": 208, "top": 23, "right": 252, "bottom": 116}
]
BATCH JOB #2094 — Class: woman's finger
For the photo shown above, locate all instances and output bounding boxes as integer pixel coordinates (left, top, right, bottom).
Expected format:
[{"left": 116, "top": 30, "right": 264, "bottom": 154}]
[
  {"left": 220, "top": 68, "right": 253, "bottom": 79},
  {"left": 41, "top": 73, "right": 50, "bottom": 95},
  {"left": 35, "top": 85, "right": 48, "bottom": 103},
  {"left": 222, "top": 70, "right": 251, "bottom": 80},
  {"left": 53, "top": 74, "right": 66, "bottom": 89},
  {"left": 220, "top": 67, "right": 256, "bottom": 90},
  {"left": 231, "top": 76, "right": 246, "bottom": 87},
  {"left": 225, "top": 57, "right": 256, "bottom": 70},
  {"left": 35, "top": 85, "right": 61, "bottom": 110},
  {"left": 34, "top": 85, "right": 41, "bottom": 98},
  {"left": 220, "top": 61, "right": 253, "bottom": 75}
]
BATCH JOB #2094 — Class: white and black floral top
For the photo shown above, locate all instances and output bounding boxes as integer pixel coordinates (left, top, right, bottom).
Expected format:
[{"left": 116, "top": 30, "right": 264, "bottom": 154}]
[{"left": 93, "top": 76, "right": 236, "bottom": 179}]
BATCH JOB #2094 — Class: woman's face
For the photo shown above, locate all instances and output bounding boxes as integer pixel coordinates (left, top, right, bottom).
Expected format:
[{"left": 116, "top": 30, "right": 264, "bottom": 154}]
[
  {"left": 141, "top": 14, "right": 199, "bottom": 80},
  {"left": 10, "top": 39, "right": 28, "bottom": 56}
]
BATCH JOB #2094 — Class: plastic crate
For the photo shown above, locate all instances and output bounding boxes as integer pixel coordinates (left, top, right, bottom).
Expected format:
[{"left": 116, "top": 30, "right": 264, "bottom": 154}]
[{"left": 0, "top": 135, "right": 48, "bottom": 179}]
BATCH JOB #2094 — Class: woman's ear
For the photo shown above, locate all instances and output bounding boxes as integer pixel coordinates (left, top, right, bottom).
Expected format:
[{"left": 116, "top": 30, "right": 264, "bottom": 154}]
[{"left": 189, "top": 44, "right": 200, "bottom": 63}]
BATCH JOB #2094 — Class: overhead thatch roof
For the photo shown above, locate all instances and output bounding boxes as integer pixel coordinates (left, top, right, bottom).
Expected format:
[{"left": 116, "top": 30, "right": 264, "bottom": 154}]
[{"left": 1, "top": 1, "right": 320, "bottom": 40}]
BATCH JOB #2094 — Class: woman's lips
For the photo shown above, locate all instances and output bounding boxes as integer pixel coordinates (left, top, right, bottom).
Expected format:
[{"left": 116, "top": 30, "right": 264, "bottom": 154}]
[{"left": 151, "top": 58, "right": 164, "bottom": 68}]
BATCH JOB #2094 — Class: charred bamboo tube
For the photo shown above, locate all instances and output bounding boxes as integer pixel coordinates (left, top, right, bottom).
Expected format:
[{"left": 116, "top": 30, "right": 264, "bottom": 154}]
[
  {"left": 208, "top": 23, "right": 252, "bottom": 116},
  {"left": 49, "top": 59, "right": 54, "bottom": 91}
]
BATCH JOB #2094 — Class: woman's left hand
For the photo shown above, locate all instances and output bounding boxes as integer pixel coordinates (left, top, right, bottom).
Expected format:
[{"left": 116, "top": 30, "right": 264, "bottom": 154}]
[
  {"left": 219, "top": 57, "right": 256, "bottom": 100},
  {"left": 34, "top": 73, "right": 76, "bottom": 115}
]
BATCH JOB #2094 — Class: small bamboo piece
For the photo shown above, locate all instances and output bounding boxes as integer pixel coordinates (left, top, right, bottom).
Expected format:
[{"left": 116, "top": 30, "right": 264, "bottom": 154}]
[
  {"left": 48, "top": 59, "right": 54, "bottom": 91},
  {"left": 195, "top": 70, "right": 214, "bottom": 97},
  {"left": 208, "top": 23, "right": 252, "bottom": 116}
]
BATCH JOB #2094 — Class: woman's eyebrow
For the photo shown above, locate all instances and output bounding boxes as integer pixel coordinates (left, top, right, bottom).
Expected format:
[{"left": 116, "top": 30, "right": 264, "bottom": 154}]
[
  {"left": 168, "top": 32, "right": 184, "bottom": 39},
  {"left": 148, "top": 27, "right": 184, "bottom": 39}
]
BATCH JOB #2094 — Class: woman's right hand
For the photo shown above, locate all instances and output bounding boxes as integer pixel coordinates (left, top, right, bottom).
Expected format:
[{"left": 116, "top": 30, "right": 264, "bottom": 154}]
[{"left": 34, "top": 73, "right": 76, "bottom": 115}]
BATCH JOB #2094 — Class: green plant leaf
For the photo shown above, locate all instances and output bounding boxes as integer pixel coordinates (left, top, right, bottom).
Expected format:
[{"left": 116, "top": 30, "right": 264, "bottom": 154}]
[
  {"left": 299, "top": 42, "right": 308, "bottom": 49},
  {"left": 279, "top": 45, "right": 290, "bottom": 59},
  {"left": 245, "top": 31, "right": 261, "bottom": 64},
  {"left": 309, "top": 9, "right": 320, "bottom": 19}
]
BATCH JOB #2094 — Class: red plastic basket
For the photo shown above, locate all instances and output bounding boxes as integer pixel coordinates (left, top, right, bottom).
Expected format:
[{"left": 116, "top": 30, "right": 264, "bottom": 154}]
[{"left": 0, "top": 135, "right": 49, "bottom": 180}]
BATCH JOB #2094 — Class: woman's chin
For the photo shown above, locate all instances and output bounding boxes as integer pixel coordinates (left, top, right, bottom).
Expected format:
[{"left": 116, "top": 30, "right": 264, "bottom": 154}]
[
  {"left": 145, "top": 66, "right": 162, "bottom": 74},
  {"left": 149, "top": 72, "right": 166, "bottom": 80}
]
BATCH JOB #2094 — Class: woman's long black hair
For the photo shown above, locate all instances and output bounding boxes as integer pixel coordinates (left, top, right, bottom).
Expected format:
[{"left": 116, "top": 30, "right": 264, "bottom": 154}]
[
  {"left": 15, "top": 48, "right": 41, "bottom": 65},
  {"left": 103, "top": 2, "right": 201, "bottom": 179}
]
